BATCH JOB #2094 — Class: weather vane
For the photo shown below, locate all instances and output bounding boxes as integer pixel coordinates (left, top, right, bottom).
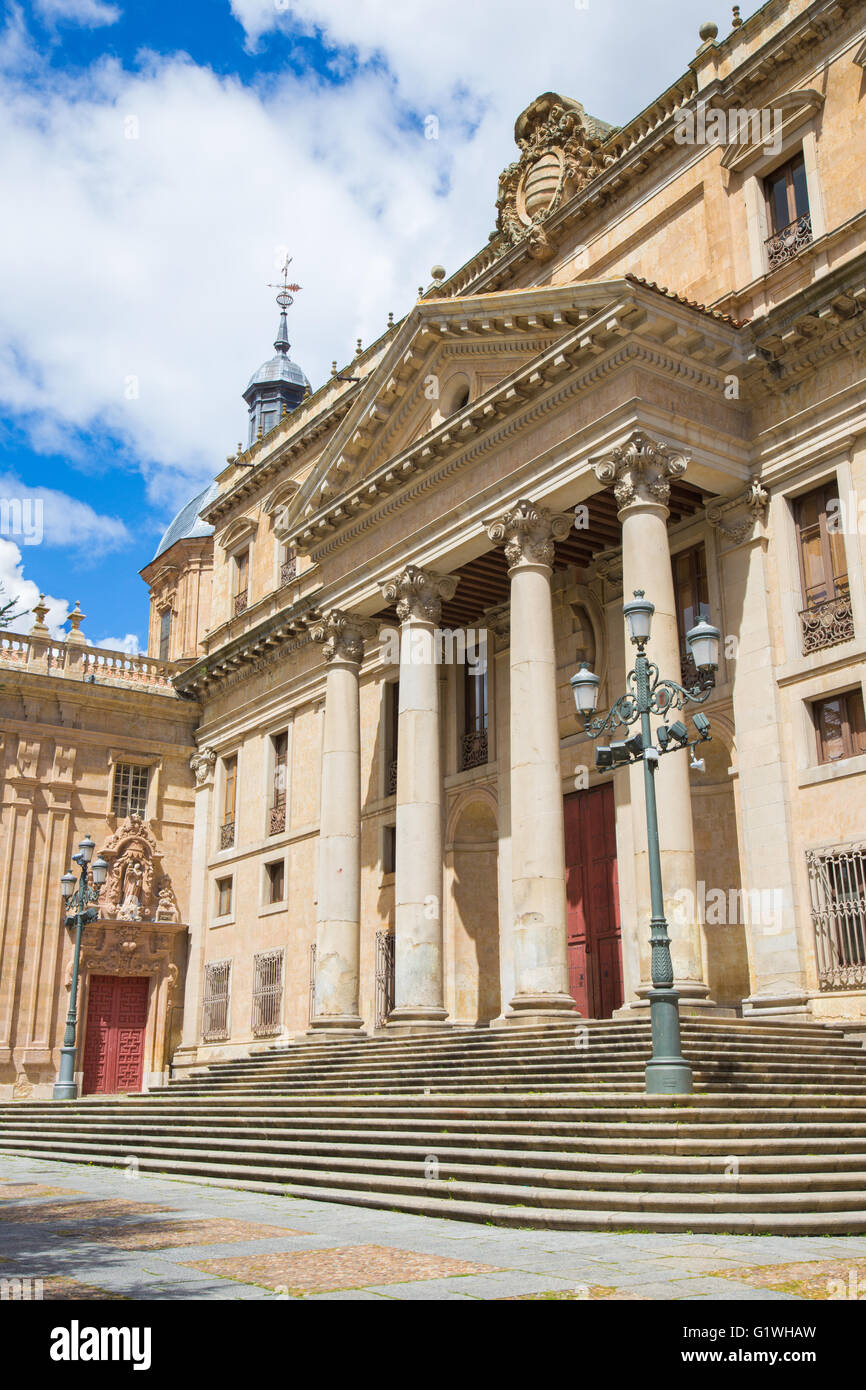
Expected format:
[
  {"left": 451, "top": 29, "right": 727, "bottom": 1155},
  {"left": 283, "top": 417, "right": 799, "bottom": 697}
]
[{"left": 268, "top": 255, "right": 302, "bottom": 311}]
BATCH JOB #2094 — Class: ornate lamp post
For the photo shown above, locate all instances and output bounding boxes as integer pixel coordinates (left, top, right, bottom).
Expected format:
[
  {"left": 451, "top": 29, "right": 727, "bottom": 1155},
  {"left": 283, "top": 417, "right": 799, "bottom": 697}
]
[
  {"left": 53, "top": 835, "right": 109, "bottom": 1101},
  {"left": 570, "top": 590, "right": 720, "bottom": 1095}
]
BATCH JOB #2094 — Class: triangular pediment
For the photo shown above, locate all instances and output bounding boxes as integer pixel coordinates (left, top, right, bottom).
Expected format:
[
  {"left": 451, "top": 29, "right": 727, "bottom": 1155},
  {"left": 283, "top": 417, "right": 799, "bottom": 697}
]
[{"left": 282, "top": 283, "right": 625, "bottom": 530}]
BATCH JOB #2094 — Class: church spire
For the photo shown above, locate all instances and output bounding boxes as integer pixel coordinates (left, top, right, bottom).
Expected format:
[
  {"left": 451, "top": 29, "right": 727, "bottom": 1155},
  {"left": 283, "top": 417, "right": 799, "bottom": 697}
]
[
  {"left": 243, "top": 257, "right": 310, "bottom": 444},
  {"left": 268, "top": 256, "right": 301, "bottom": 356}
]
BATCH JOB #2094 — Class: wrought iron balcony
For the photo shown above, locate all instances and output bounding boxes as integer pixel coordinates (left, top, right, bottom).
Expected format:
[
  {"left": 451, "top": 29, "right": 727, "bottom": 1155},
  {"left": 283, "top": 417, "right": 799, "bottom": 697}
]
[
  {"left": 386, "top": 758, "right": 398, "bottom": 797},
  {"left": 219, "top": 819, "right": 235, "bottom": 850},
  {"left": 280, "top": 557, "right": 297, "bottom": 586},
  {"left": 460, "top": 728, "right": 489, "bottom": 771},
  {"left": 799, "top": 592, "right": 854, "bottom": 655},
  {"left": 233, "top": 591, "right": 248, "bottom": 616},
  {"left": 680, "top": 651, "right": 715, "bottom": 694},
  {"left": 269, "top": 798, "right": 286, "bottom": 836},
  {"left": 765, "top": 213, "right": 812, "bottom": 270}
]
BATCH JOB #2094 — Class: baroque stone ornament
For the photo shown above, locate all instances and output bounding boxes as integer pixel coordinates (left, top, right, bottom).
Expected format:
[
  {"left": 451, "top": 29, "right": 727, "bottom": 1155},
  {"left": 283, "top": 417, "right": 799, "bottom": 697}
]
[
  {"left": 495, "top": 93, "right": 613, "bottom": 255},
  {"left": 311, "top": 609, "right": 366, "bottom": 665},
  {"left": 593, "top": 431, "right": 689, "bottom": 511},
  {"left": 380, "top": 566, "right": 458, "bottom": 624},
  {"left": 706, "top": 481, "right": 769, "bottom": 545},
  {"left": 486, "top": 499, "right": 572, "bottom": 570},
  {"left": 96, "top": 815, "right": 181, "bottom": 925},
  {"left": 189, "top": 746, "right": 216, "bottom": 786}
]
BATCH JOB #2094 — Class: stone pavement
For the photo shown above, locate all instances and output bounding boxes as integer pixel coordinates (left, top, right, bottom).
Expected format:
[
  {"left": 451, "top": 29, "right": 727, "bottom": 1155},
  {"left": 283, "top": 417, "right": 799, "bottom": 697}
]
[{"left": 1, "top": 1153, "right": 865, "bottom": 1301}]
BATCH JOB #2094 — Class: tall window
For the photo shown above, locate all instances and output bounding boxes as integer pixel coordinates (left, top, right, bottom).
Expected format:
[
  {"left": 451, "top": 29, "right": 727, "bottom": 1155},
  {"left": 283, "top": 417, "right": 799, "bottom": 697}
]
[
  {"left": 383, "top": 824, "right": 396, "bottom": 875},
  {"left": 812, "top": 689, "right": 866, "bottom": 765},
  {"left": 385, "top": 682, "right": 399, "bottom": 796},
  {"left": 252, "top": 949, "right": 284, "bottom": 1036},
  {"left": 270, "top": 731, "right": 288, "bottom": 835},
  {"left": 216, "top": 876, "right": 233, "bottom": 917},
  {"left": 265, "top": 859, "right": 285, "bottom": 904},
  {"left": 220, "top": 755, "right": 237, "bottom": 849},
  {"left": 794, "top": 482, "right": 852, "bottom": 654},
  {"left": 112, "top": 763, "right": 149, "bottom": 819},
  {"left": 158, "top": 607, "right": 171, "bottom": 661},
  {"left": 234, "top": 549, "right": 249, "bottom": 615},
  {"left": 672, "top": 545, "right": 711, "bottom": 686},
  {"left": 202, "top": 959, "right": 231, "bottom": 1040},
  {"left": 764, "top": 151, "right": 811, "bottom": 268},
  {"left": 460, "top": 664, "right": 489, "bottom": 770}
]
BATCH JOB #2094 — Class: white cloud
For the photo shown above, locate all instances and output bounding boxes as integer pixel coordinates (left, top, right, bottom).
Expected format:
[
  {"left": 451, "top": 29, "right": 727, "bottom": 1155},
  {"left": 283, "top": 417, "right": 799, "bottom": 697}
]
[
  {"left": 0, "top": 472, "right": 131, "bottom": 550},
  {"left": 0, "top": 538, "right": 69, "bottom": 638},
  {"left": 32, "top": 0, "right": 121, "bottom": 28},
  {"left": 95, "top": 632, "right": 141, "bottom": 653}
]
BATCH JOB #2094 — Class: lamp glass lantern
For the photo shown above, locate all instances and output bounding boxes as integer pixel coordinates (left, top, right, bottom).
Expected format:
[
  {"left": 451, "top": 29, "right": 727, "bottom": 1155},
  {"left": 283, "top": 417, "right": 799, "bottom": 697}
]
[
  {"left": 623, "top": 591, "right": 654, "bottom": 645},
  {"left": 78, "top": 835, "right": 95, "bottom": 864},
  {"left": 570, "top": 662, "right": 600, "bottom": 717},
  {"left": 60, "top": 871, "right": 76, "bottom": 900},
  {"left": 686, "top": 618, "right": 721, "bottom": 671},
  {"left": 91, "top": 857, "right": 109, "bottom": 887}
]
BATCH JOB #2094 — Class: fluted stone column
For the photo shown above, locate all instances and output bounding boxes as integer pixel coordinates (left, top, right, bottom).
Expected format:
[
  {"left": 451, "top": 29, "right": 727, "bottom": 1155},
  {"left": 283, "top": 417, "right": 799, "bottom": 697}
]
[
  {"left": 309, "top": 610, "right": 366, "bottom": 1034},
  {"left": 380, "top": 565, "right": 456, "bottom": 1030},
  {"left": 594, "top": 432, "right": 713, "bottom": 1008},
  {"left": 487, "top": 501, "right": 577, "bottom": 1021}
]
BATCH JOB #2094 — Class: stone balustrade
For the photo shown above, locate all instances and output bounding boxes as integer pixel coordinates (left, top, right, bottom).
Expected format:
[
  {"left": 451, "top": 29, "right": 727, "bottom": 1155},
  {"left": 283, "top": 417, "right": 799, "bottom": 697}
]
[{"left": 0, "top": 630, "right": 177, "bottom": 692}]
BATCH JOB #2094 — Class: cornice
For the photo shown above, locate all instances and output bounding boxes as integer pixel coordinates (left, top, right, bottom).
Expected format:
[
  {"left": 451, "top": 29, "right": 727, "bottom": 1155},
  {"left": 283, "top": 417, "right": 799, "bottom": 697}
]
[{"left": 174, "top": 600, "right": 322, "bottom": 700}]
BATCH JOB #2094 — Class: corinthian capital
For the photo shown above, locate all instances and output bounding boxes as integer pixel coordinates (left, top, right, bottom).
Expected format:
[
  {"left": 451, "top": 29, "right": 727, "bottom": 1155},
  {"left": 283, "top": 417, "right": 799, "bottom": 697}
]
[
  {"left": 190, "top": 746, "right": 216, "bottom": 786},
  {"left": 486, "top": 499, "right": 571, "bottom": 570},
  {"left": 380, "top": 566, "right": 457, "bottom": 624},
  {"left": 310, "top": 609, "right": 366, "bottom": 664},
  {"left": 593, "top": 431, "right": 689, "bottom": 511}
]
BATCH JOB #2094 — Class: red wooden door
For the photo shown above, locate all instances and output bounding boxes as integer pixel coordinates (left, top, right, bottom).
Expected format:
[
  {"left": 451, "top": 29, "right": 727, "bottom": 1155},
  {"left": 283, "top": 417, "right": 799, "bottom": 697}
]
[
  {"left": 82, "top": 975, "right": 149, "bottom": 1095},
  {"left": 564, "top": 784, "right": 623, "bottom": 1018}
]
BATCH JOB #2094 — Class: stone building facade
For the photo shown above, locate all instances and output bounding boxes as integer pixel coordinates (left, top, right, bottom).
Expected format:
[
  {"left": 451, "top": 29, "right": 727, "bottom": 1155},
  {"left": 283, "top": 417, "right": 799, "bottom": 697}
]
[{"left": 3, "top": 0, "right": 866, "bottom": 1095}]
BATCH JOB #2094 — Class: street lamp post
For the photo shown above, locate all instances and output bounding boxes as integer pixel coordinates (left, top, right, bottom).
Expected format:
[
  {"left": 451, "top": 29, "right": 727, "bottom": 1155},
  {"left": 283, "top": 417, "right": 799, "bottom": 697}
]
[
  {"left": 53, "top": 835, "right": 109, "bottom": 1101},
  {"left": 570, "top": 590, "right": 720, "bottom": 1095}
]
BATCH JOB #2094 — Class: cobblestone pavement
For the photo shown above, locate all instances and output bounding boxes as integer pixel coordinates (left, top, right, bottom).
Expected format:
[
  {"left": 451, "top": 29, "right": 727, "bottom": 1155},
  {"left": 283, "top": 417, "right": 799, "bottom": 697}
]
[{"left": 1, "top": 1153, "right": 865, "bottom": 1301}]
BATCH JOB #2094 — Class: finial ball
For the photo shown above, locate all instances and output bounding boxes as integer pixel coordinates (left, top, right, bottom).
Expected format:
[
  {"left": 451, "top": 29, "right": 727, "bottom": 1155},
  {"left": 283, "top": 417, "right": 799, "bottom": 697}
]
[{"left": 699, "top": 20, "right": 718, "bottom": 41}]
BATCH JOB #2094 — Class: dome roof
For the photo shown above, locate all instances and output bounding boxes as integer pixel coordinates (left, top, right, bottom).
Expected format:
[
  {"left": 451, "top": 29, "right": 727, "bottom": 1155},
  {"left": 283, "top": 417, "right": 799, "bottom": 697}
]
[
  {"left": 243, "top": 353, "right": 310, "bottom": 397},
  {"left": 152, "top": 479, "right": 219, "bottom": 562}
]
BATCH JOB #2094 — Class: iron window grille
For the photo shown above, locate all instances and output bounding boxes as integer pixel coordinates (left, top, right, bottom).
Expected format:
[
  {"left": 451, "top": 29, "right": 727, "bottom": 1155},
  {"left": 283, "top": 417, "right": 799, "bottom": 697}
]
[
  {"left": 375, "top": 930, "right": 395, "bottom": 1029},
  {"left": 252, "top": 949, "right": 284, "bottom": 1036},
  {"left": 807, "top": 841, "right": 866, "bottom": 991},
  {"left": 112, "top": 762, "right": 149, "bottom": 819},
  {"left": 202, "top": 959, "right": 231, "bottom": 1040}
]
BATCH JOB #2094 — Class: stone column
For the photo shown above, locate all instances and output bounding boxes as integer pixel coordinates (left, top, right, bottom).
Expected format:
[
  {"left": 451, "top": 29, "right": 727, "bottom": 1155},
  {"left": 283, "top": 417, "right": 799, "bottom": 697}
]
[
  {"left": 379, "top": 565, "right": 456, "bottom": 1030},
  {"left": 708, "top": 488, "right": 811, "bottom": 1015},
  {"left": 309, "top": 610, "right": 366, "bottom": 1034},
  {"left": 487, "top": 501, "right": 577, "bottom": 1021},
  {"left": 594, "top": 431, "right": 713, "bottom": 1008},
  {"left": 176, "top": 746, "right": 216, "bottom": 1066}
]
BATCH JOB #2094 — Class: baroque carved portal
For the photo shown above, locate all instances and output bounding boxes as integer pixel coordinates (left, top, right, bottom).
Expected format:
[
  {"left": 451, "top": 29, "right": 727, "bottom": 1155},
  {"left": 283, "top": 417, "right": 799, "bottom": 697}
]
[{"left": 97, "top": 813, "right": 181, "bottom": 924}]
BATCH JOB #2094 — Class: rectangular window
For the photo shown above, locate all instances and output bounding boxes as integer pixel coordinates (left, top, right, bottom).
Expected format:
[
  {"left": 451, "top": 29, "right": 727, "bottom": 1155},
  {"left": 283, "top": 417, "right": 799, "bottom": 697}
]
[
  {"left": 672, "top": 545, "right": 712, "bottom": 688},
  {"left": 265, "top": 859, "right": 285, "bottom": 904},
  {"left": 383, "top": 824, "right": 396, "bottom": 875},
  {"left": 460, "top": 663, "right": 489, "bottom": 770},
  {"left": 234, "top": 549, "right": 249, "bottom": 615},
  {"left": 112, "top": 762, "right": 149, "bottom": 819},
  {"left": 252, "top": 949, "right": 284, "bottom": 1036},
  {"left": 385, "top": 681, "right": 399, "bottom": 796},
  {"left": 812, "top": 689, "right": 866, "bottom": 765},
  {"left": 763, "top": 151, "right": 812, "bottom": 269},
  {"left": 202, "top": 959, "right": 231, "bottom": 1040},
  {"left": 216, "top": 876, "right": 233, "bottom": 918},
  {"left": 794, "top": 483, "right": 853, "bottom": 654},
  {"left": 807, "top": 841, "right": 866, "bottom": 990},
  {"left": 158, "top": 608, "right": 171, "bottom": 661},
  {"left": 269, "top": 731, "right": 288, "bottom": 835},
  {"left": 220, "top": 756, "right": 237, "bottom": 849}
]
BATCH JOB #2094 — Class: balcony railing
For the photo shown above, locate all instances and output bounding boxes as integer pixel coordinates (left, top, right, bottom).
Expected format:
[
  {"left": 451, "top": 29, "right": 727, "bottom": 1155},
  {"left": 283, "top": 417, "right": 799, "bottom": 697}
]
[
  {"left": 219, "top": 819, "right": 235, "bottom": 850},
  {"left": 807, "top": 841, "right": 866, "bottom": 991},
  {"left": 233, "top": 591, "right": 248, "bottom": 616},
  {"left": 386, "top": 758, "right": 398, "bottom": 797},
  {"left": 799, "top": 592, "right": 854, "bottom": 655},
  {"left": 0, "top": 632, "right": 177, "bottom": 691},
  {"left": 765, "top": 213, "right": 812, "bottom": 271},
  {"left": 280, "top": 556, "right": 297, "bottom": 586},
  {"left": 269, "top": 796, "right": 286, "bottom": 836},
  {"left": 460, "top": 729, "right": 489, "bottom": 771}
]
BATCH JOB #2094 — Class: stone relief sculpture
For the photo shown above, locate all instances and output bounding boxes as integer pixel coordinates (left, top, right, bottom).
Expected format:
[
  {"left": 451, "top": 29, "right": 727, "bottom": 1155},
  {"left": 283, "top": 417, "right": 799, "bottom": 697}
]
[{"left": 96, "top": 814, "right": 182, "bottom": 925}]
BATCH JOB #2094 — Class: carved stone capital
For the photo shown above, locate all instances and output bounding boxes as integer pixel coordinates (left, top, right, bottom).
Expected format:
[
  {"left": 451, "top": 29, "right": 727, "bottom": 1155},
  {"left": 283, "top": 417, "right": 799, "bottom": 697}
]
[
  {"left": 486, "top": 499, "right": 572, "bottom": 570},
  {"left": 706, "top": 481, "right": 769, "bottom": 547},
  {"left": 190, "top": 746, "right": 216, "bottom": 786},
  {"left": 380, "top": 566, "right": 458, "bottom": 625},
  {"left": 593, "top": 431, "right": 689, "bottom": 512},
  {"left": 310, "top": 608, "right": 366, "bottom": 665}
]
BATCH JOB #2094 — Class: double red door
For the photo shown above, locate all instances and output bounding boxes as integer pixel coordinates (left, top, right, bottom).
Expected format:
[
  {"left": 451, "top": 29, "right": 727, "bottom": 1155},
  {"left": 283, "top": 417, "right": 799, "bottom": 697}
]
[
  {"left": 564, "top": 783, "right": 623, "bottom": 1018},
  {"left": 82, "top": 975, "right": 149, "bottom": 1095}
]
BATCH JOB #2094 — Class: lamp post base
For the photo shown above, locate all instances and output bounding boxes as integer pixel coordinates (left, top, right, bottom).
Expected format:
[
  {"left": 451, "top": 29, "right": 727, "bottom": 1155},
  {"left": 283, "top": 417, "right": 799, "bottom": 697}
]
[
  {"left": 644, "top": 988, "right": 692, "bottom": 1095},
  {"left": 53, "top": 1046, "right": 79, "bottom": 1101}
]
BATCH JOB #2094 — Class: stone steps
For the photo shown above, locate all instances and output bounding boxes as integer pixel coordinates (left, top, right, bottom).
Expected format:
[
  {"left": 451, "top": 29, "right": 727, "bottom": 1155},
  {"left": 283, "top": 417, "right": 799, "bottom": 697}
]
[{"left": 3, "top": 1017, "right": 866, "bottom": 1232}]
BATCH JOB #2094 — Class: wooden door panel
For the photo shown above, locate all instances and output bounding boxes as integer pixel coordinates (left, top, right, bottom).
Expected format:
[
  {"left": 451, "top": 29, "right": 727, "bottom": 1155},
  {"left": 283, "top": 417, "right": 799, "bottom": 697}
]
[
  {"left": 82, "top": 975, "right": 148, "bottom": 1095},
  {"left": 564, "top": 784, "right": 623, "bottom": 1018}
]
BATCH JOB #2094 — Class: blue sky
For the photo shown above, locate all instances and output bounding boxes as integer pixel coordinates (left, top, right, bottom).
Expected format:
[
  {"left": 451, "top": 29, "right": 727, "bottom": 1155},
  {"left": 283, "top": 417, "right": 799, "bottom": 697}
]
[{"left": 0, "top": 0, "right": 731, "bottom": 650}]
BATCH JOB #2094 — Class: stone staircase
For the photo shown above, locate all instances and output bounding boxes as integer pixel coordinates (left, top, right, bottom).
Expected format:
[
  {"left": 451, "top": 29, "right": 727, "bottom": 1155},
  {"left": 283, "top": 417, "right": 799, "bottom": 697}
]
[{"left": 3, "top": 1018, "right": 866, "bottom": 1233}]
